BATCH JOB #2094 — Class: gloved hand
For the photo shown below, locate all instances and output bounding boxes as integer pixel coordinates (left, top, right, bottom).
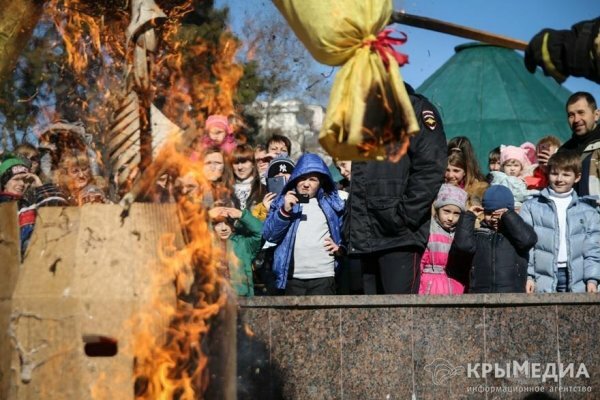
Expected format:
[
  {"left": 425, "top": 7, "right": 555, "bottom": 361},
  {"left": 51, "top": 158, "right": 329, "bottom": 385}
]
[
  {"left": 524, "top": 29, "right": 569, "bottom": 84},
  {"left": 524, "top": 19, "right": 600, "bottom": 84}
]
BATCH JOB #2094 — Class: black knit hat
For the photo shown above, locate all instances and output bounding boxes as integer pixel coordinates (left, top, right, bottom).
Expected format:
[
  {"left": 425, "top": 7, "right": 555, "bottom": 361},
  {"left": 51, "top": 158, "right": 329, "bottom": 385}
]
[{"left": 267, "top": 155, "right": 295, "bottom": 178}]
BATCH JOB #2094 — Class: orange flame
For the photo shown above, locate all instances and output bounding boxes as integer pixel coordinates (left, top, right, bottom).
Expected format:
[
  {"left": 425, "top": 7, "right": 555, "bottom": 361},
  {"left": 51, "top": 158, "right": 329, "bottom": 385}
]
[
  {"left": 41, "top": 0, "right": 129, "bottom": 139},
  {"left": 41, "top": 0, "right": 248, "bottom": 398},
  {"left": 158, "top": 20, "right": 244, "bottom": 131},
  {"left": 130, "top": 139, "right": 234, "bottom": 400}
]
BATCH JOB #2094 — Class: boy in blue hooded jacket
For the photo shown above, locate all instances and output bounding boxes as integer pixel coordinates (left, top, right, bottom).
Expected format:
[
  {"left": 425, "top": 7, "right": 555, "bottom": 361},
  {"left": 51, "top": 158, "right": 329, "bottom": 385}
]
[{"left": 262, "top": 153, "right": 345, "bottom": 295}]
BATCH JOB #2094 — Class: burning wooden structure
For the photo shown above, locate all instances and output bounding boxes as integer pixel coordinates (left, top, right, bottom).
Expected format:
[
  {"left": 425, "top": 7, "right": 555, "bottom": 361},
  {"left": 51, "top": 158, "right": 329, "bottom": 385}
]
[
  {"left": 0, "top": 203, "right": 20, "bottom": 399},
  {"left": 6, "top": 204, "right": 181, "bottom": 398},
  {"left": 1, "top": 1, "right": 244, "bottom": 398},
  {"left": 0, "top": 203, "right": 236, "bottom": 399}
]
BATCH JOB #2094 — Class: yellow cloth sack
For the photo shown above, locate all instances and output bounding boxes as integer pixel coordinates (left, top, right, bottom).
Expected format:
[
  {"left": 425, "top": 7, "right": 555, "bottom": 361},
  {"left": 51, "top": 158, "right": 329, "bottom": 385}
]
[{"left": 273, "top": 0, "right": 419, "bottom": 161}]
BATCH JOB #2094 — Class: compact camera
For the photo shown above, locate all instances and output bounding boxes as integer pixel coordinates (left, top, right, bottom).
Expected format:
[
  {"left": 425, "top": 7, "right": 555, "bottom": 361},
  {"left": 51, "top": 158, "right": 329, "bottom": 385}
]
[{"left": 293, "top": 192, "right": 310, "bottom": 203}]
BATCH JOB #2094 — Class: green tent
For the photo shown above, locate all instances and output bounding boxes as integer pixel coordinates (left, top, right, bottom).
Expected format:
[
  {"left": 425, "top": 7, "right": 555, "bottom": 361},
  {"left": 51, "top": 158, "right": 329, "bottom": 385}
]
[{"left": 417, "top": 43, "right": 572, "bottom": 171}]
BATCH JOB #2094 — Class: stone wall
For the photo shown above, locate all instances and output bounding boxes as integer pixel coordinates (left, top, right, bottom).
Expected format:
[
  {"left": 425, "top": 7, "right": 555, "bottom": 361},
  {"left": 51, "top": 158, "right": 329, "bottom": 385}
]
[{"left": 238, "top": 294, "right": 600, "bottom": 399}]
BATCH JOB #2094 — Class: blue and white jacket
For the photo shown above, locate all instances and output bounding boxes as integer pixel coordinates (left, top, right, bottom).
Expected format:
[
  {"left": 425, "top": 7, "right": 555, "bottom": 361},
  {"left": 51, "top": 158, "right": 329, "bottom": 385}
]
[
  {"left": 520, "top": 188, "right": 600, "bottom": 292},
  {"left": 262, "top": 153, "right": 345, "bottom": 289}
]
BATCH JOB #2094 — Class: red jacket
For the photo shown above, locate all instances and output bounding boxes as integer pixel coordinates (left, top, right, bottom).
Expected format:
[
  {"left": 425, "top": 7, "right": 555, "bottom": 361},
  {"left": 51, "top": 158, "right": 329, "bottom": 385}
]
[{"left": 525, "top": 166, "right": 548, "bottom": 190}]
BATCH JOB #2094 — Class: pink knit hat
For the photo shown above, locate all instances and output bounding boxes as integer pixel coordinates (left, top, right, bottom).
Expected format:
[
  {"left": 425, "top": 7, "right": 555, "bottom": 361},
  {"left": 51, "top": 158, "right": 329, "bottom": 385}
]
[
  {"left": 500, "top": 145, "right": 532, "bottom": 168},
  {"left": 433, "top": 183, "right": 468, "bottom": 211},
  {"left": 205, "top": 115, "right": 232, "bottom": 135},
  {"left": 520, "top": 142, "right": 537, "bottom": 165}
]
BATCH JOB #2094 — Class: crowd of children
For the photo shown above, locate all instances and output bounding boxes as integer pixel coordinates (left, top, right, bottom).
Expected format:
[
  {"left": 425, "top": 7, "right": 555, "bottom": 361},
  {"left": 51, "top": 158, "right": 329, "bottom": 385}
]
[
  {"left": 3, "top": 91, "right": 600, "bottom": 297},
  {"left": 427, "top": 125, "right": 600, "bottom": 295}
]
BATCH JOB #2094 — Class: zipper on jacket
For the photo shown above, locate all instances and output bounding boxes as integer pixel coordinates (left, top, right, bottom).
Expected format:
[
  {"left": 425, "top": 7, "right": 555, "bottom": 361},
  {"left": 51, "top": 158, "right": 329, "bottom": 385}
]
[
  {"left": 547, "top": 197, "right": 561, "bottom": 292},
  {"left": 491, "top": 231, "right": 497, "bottom": 292},
  {"left": 551, "top": 195, "right": 575, "bottom": 292},
  {"left": 565, "top": 203, "right": 573, "bottom": 292},
  {"left": 551, "top": 199, "right": 560, "bottom": 292}
]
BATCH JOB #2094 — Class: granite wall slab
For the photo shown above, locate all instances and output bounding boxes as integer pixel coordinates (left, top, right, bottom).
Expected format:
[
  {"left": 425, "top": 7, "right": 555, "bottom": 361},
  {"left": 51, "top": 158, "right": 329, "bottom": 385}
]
[{"left": 238, "top": 294, "right": 600, "bottom": 400}]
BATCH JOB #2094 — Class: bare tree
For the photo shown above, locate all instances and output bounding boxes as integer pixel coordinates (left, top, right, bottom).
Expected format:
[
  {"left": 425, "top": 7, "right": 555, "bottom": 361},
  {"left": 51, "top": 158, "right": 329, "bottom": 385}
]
[
  {"left": 240, "top": 7, "right": 332, "bottom": 131},
  {"left": 0, "top": 0, "right": 45, "bottom": 88}
]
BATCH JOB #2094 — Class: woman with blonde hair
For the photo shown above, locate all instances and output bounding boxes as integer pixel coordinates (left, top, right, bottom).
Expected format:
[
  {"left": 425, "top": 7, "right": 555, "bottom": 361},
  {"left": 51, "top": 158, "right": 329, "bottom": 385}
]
[{"left": 55, "top": 150, "right": 107, "bottom": 205}]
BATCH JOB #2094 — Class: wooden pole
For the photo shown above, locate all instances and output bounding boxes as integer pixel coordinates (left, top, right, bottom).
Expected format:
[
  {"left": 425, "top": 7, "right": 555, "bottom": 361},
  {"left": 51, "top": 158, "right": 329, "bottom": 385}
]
[{"left": 390, "top": 12, "right": 528, "bottom": 51}]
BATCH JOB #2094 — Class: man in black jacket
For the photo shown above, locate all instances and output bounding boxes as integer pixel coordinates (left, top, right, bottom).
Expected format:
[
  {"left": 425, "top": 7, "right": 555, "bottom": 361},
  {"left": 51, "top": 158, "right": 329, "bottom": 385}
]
[
  {"left": 558, "top": 92, "right": 600, "bottom": 196},
  {"left": 343, "top": 85, "right": 447, "bottom": 294}
]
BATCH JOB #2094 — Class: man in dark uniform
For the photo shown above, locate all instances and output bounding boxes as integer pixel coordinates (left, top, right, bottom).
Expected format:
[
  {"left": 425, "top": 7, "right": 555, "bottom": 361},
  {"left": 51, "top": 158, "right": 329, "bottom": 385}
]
[{"left": 343, "top": 84, "right": 447, "bottom": 294}]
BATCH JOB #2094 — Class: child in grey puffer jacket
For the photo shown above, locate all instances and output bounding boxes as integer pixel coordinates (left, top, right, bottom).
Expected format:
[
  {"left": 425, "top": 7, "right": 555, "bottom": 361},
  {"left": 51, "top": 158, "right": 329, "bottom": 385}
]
[{"left": 520, "top": 151, "right": 600, "bottom": 293}]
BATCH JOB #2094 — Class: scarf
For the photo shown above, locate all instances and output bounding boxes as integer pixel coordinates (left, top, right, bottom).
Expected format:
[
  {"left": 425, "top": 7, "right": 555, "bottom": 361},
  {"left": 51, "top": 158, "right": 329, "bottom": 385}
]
[
  {"left": 425, "top": 217, "right": 455, "bottom": 270},
  {"left": 234, "top": 176, "right": 254, "bottom": 210},
  {"left": 561, "top": 125, "right": 600, "bottom": 155}
]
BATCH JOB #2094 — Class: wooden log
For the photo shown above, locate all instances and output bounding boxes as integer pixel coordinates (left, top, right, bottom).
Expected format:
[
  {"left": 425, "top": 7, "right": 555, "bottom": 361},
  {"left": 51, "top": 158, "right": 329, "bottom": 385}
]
[{"left": 390, "top": 12, "right": 528, "bottom": 51}]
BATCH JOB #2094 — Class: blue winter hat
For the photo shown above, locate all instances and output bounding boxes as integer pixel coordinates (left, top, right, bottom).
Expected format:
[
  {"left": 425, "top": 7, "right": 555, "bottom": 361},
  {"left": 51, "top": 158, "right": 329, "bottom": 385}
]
[{"left": 482, "top": 185, "right": 514, "bottom": 212}]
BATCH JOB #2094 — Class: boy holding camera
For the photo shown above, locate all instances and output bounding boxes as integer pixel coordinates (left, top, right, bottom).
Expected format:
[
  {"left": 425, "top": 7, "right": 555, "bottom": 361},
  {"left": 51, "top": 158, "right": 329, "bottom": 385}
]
[{"left": 262, "top": 153, "right": 346, "bottom": 295}]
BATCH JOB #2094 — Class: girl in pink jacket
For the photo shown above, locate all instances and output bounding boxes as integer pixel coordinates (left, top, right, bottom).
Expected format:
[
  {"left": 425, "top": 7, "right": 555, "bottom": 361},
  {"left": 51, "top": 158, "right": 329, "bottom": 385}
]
[{"left": 419, "top": 184, "right": 469, "bottom": 295}]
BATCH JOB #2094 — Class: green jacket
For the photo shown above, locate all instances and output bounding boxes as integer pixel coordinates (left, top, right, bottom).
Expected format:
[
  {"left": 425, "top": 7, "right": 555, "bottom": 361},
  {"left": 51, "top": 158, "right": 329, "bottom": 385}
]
[{"left": 228, "top": 209, "right": 263, "bottom": 296}]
